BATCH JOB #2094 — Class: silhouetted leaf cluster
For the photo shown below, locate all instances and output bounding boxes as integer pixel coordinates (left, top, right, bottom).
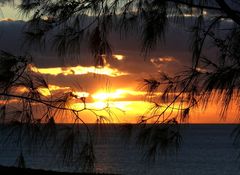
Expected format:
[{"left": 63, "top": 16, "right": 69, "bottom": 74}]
[{"left": 2, "top": 0, "right": 240, "bottom": 170}]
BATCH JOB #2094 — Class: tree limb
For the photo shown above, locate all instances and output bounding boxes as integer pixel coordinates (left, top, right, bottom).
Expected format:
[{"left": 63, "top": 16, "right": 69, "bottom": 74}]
[
  {"left": 169, "top": 0, "right": 240, "bottom": 16},
  {"left": 216, "top": 0, "right": 240, "bottom": 25}
]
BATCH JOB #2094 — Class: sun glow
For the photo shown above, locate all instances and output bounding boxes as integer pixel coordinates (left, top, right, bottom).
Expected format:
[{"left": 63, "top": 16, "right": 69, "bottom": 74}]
[
  {"left": 92, "top": 89, "right": 146, "bottom": 101},
  {"left": 9, "top": 84, "right": 239, "bottom": 124},
  {"left": 13, "top": 63, "right": 239, "bottom": 124},
  {"left": 92, "top": 101, "right": 107, "bottom": 109},
  {"left": 69, "top": 101, "right": 151, "bottom": 123},
  {"left": 92, "top": 91, "right": 124, "bottom": 101}
]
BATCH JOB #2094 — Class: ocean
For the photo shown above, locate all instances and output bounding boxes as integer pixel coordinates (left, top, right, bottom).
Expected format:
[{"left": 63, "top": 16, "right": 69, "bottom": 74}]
[{"left": 0, "top": 124, "right": 240, "bottom": 175}]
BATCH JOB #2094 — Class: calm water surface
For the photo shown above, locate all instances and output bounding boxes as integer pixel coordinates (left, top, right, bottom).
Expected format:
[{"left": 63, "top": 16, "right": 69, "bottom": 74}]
[{"left": 0, "top": 124, "right": 240, "bottom": 175}]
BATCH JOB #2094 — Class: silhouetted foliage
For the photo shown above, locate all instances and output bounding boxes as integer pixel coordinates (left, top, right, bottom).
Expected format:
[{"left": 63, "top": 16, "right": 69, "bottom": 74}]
[
  {"left": 16, "top": 0, "right": 240, "bottom": 120},
  {"left": 1, "top": 0, "right": 240, "bottom": 172},
  {"left": 0, "top": 51, "right": 119, "bottom": 172}
]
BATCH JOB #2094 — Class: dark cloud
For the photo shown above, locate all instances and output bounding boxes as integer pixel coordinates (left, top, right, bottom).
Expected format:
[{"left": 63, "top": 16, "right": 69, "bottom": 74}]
[
  {"left": 0, "top": 17, "right": 231, "bottom": 96},
  {"left": 0, "top": 18, "right": 191, "bottom": 68}
]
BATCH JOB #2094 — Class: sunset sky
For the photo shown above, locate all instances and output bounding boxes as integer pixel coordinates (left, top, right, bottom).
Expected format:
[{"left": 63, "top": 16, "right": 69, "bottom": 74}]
[{"left": 0, "top": 2, "right": 238, "bottom": 123}]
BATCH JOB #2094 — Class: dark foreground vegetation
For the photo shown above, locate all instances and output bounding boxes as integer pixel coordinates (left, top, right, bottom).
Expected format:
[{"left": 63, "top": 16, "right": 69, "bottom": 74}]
[{"left": 0, "top": 165, "right": 117, "bottom": 175}]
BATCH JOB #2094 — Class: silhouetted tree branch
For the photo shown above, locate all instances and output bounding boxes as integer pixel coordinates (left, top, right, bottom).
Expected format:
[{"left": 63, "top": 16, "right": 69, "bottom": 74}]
[
  {"left": 1, "top": 0, "right": 240, "bottom": 170},
  {"left": 0, "top": 51, "right": 123, "bottom": 172},
  {"left": 216, "top": 0, "right": 240, "bottom": 25},
  {"left": 14, "top": 0, "right": 240, "bottom": 164}
]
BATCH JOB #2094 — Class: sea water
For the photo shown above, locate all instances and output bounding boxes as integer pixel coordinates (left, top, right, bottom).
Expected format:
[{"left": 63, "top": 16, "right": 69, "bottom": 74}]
[{"left": 0, "top": 124, "right": 240, "bottom": 175}]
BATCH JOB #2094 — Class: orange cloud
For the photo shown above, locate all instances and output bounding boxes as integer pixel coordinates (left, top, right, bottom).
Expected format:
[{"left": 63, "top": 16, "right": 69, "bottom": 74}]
[
  {"left": 0, "top": 18, "right": 15, "bottom": 22},
  {"left": 38, "top": 85, "right": 89, "bottom": 98},
  {"left": 0, "top": 99, "right": 19, "bottom": 105},
  {"left": 30, "top": 64, "right": 128, "bottom": 77},
  {"left": 150, "top": 56, "right": 176, "bottom": 65},
  {"left": 72, "top": 91, "right": 90, "bottom": 98},
  {"left": 182, "top": 9, "right": 208, "bottom": 17},
  {"left": 113, "top": 54, "right": 125, "bottom": 60},
  {"left": 14, "top": 86, "right": 29, "bottom": 93},
  {"left": 14, "top": 84, "right": 71, "bottom": 96},
  {"left": 196, "top": 67, "right": 208, "bottom": 73}
]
